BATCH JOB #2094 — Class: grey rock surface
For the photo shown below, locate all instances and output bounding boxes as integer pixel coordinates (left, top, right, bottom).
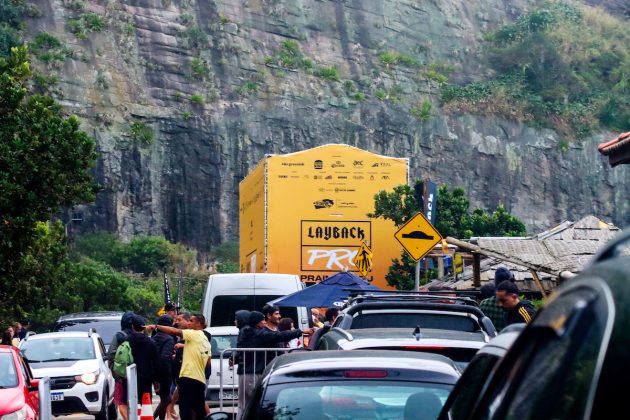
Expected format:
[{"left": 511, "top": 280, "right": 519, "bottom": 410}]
[{"left": 26, "top": 0, "right": 629, "bottom": 253}]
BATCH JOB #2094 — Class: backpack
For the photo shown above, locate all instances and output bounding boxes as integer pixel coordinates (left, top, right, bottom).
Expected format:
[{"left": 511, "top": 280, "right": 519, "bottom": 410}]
[{"left": 113, "top": 340, "right": 134, "bottom": 379}]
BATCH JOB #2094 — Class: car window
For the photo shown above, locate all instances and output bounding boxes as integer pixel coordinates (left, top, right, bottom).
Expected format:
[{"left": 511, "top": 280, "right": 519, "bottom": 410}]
[
  {"left": 22, "top": 337, "right": 96, "bottom": 362},
  {"left": 446, "top": 354, "right": 499, "bottom": 419},
  {"left": 480, "top": 287, "right": 605, "bottom": 420},
  {"left": 211, "top": 296, "right": 299, "bottom": 327},
  {"left": 370, "top": 347, "right": 478, "bottom": 371},
  {"left": 0, "top": 353, "right": 18, "bottom": 388},
  {"left": 351, "top": 313, "right": 478, "bottom": 332},
  {"left": 257, "top": 381, "right": 452, "bottom": 420},
  {"left": 211, "top": 335, "right": 237, "bottom": 357},
  {"left": 55, "top": 319, "right": 120, "bottom": 345},
  {"left": 97, "top": 337, "right": 106, "bottom": 356}
]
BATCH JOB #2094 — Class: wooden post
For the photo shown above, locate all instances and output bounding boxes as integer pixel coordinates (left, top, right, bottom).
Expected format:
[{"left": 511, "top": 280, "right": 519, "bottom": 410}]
[
  {"left": 472, "top": 253, "right": 481, "bottom": 287},
  {"left": 530, "top": 270, "right": 548, "bottom": 298}
]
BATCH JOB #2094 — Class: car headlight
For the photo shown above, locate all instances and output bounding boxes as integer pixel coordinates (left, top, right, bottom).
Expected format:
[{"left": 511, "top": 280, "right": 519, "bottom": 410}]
[
  {"left": 76, "top": 370, "right": 100, "bottom": 385},
  {"left": 1, "top": 406, "right": 28, "bottom": 420}
]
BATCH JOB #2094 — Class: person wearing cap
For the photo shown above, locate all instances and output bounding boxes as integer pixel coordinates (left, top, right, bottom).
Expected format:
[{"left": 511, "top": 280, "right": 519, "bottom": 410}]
[
  {"left": 149, "top": 313, "right": 211, "bottom": 420},
  {"left": 480, "top": 267, "right": 515, "bottom": 331},
  {"left": 152, "top": 315, "right": 175, "bottom": 420},
  {"left": 235, "top": 311, "right": 313, "bottom": 419},
  {"left": 496, "top": 281, "right": 536, "bottom": 326},
  {"left": 109, "top": 311, "right": 135, "bottom": 420},
  {"left": 164, "top": 303, "right": 179, "bottom": 318},
  {"left": 128, "top": 315, "right": 159, "bottom": 403}
]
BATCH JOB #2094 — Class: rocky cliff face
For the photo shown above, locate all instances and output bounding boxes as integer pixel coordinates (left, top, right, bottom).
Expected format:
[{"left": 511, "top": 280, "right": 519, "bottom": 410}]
[{"left": 26, "top": 0, "right": 629, "bottom": 253}]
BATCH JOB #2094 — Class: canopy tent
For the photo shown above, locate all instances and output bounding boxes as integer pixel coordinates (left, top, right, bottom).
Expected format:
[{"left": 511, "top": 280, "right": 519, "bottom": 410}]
[{"left": 268, "top": 271, "right": 382, "bottom": 308}]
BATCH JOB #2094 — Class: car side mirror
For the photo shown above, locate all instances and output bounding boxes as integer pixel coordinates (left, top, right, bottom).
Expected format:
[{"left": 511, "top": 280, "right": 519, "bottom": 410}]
[
  {"left": 28, "top": 379, "right": 39, "bottom": 392},
  {"left": 481, "top": 317, "right": 498, "bottom": 338}
]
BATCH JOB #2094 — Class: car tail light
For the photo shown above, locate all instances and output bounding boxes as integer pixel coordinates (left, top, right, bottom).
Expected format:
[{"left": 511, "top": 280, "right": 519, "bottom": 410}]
[{"left": 343, "top": 370, "right": 388, "bottom": 378}]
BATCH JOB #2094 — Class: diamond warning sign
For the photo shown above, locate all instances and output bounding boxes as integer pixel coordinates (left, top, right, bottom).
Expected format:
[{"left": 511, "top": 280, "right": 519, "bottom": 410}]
[
  {"left": 352, "top": 242, "right": 373, "bottom": 277},
  {"left": 394, "top": 212, "right": 442, "bottom": 261}
]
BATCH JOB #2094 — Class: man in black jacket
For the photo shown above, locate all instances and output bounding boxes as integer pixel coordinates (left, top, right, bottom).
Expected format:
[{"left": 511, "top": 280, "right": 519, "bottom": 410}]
[
  {"left": 151, "top": 314, "right": 175, "bottom": 420},
  {"left": 128, "top": 315, "right": 159, "bottom": 402},
  {"left": 496, "top": 281, "right": 537, "bottom": 325},
  {"left": 236, "top": 311, "right": 312, "bottom": 420}
]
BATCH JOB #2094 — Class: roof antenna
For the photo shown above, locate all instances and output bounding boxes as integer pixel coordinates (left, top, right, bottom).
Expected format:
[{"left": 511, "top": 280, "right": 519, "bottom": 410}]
[{"left": 413, "top": 325, "right": 421, "bottom": 341}]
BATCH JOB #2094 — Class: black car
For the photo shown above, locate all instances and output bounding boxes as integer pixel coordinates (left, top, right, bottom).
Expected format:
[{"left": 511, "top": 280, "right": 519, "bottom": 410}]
[
  {"left": 454, "top": 229, "right": 630, "bottom": 420},
  {"left": 330, "top": 295, "right": 497, "bottom": 337},
  {"left": 237, "top": 350, "right": 461, "bottom": 420},
  {"left": 438, "top": 324, "right": 524, "bottom": 419},
  {"left": 53, "top": 312, "right": 123, "bottom": 349}
]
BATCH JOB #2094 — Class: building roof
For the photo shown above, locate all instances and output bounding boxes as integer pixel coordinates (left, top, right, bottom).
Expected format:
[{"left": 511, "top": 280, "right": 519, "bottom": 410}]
[
  {"left": 598, "top": 131, "right": 630, "bottom": 167},
  {"left": 439, "top": 216, "right": 620, "bottom": 292}
]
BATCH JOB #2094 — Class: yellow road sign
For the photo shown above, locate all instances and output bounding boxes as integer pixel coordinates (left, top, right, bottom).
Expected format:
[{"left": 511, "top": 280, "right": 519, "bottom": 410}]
[
  {"left": 454, "top": 253, "right": 464, "bottom": 274},
  {"left": 394, "top": 212, "right": 443, "bottom": 261},
  {"left": 353, "top": 242, "right": 373, "bottom": 277}
]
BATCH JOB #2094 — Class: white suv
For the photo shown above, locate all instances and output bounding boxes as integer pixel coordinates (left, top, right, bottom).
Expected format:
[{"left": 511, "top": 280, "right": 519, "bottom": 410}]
[{"left": 20, "top": 331, "right": 116, "bottom": 419}]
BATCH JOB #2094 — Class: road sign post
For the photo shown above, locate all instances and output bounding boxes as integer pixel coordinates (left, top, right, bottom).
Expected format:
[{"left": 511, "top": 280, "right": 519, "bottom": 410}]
[{"left": 394, "top": 212, "right": 443, "bottom": 291}]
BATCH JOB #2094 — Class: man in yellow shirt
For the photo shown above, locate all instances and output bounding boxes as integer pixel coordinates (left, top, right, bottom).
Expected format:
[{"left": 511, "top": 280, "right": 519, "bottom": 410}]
[{"left": 151, "top": 313, "right": 211, "bottom": 420}]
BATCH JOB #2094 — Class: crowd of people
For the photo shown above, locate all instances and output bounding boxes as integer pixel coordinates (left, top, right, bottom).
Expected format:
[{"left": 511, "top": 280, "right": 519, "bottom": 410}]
[
  {"left": 0, "top": 267, "right": 535, "bottom": 420},
  {"left": 0, "top": 320, "right": 30, "bottom": 347},
  {"left": 107, "top": 303, "right": 212, "bottom": 420}
]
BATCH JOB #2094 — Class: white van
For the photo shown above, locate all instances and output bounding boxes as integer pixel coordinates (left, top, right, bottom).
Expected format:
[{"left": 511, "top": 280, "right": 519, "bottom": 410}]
[{"left": 202, "top": 273, "right": 309, "bottom": 328}]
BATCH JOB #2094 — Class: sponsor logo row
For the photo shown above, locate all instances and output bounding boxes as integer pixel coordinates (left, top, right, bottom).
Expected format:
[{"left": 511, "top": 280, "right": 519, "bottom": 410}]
[{"left": 280, "top": 159, "right": 394, "bottom": 169}]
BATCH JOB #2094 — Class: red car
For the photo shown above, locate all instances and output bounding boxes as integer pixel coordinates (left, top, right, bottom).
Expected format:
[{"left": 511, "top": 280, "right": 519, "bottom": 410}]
[{"left": 0, "top": 345, "right": 39, "bottom": 420}]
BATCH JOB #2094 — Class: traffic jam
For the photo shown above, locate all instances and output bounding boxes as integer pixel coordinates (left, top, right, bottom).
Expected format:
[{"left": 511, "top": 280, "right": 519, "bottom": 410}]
[{"left": 2, "top": 144, "right": 629, "bottom": 420}]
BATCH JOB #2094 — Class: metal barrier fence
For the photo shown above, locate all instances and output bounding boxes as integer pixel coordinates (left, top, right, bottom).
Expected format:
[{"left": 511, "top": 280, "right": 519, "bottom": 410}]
[
  {"left": 127, "top": 363, "right": 138, "bottom": 420},
  {"left": 38, "top": 376, "right": 52, "bottom": 420},
  {"left": 218, "top": 347, "right": 295, "bottom": 413}
]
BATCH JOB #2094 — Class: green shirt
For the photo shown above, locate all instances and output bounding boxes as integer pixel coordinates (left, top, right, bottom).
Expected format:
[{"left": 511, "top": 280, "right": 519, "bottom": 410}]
[{"left": 480, "top": 296, "right": 506, "bottom": 332}]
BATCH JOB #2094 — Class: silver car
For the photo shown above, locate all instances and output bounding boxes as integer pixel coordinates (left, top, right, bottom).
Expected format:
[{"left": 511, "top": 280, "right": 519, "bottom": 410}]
[{"left": 205, "top": 326, "right": 239, "bottom": 405}]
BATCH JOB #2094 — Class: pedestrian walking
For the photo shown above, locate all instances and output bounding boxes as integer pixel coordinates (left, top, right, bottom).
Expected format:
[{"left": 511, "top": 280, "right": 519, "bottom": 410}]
[
  {"left": 496, "top": 281, "right": 537, "bottom": 326},
  {"left": 128, "top": 315, "right": 159, "bottom": 402},
  {"left": 150, "top": 313, "right": 211, "bottom": 420},
  {"left": 109, "top": 311, "right": 134, "bottom": 420},
  {"left": 152, "top": 314, "right": 175, "bottom": 420}
]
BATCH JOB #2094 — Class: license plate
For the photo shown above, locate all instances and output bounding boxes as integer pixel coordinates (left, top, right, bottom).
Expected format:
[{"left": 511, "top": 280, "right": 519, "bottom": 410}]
[
  {"left": 51, "top": 392, "right": 64, "bottom": 401},
  {"left": 221, "top": 391, "right": 237, "bottom": 400}
]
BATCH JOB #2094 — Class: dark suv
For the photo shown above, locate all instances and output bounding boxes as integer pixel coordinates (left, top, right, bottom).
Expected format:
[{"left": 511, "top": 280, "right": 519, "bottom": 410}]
[
  {"left": 448, "top": 229, "right": 630, "bottom": 420},
  {"left": 331, "top": 294, "right": 497, "bottom": 337},
  {"left": 53, "top": 312, "right": 123, "bottom": 349}
]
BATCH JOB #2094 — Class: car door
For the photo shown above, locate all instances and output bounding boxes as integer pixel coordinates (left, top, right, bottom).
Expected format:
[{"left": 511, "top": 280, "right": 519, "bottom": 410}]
[
  {"left": 18, "top": 353, "right": 39, "bottom": 417},
  {"left": 438, "top": 352, "right": 501, "bottom": 420},
  {"left": 96, "top": 336, "right": 115, "bottom": 397},
  {"left": 470, "top": 281, "right": 611, "bottom": 420}
]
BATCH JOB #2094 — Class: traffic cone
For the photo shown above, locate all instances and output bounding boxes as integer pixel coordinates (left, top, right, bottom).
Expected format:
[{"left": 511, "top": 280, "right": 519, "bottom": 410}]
[{"left": 139, "top": 392, "right": 152, "bottom": 420}]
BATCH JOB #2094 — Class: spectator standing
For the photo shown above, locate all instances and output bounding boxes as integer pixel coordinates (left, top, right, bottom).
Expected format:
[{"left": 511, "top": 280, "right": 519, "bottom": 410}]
[
  {"left": 17, "top": 320, "right": 29, "bottom": 340},
  {"left": 166, "top": 312, "right": 192, "bottom": 420},
  {"left": 310, "top": 308, "right": 324, "bottom": 328},
  {"left": 236, "top": 311, "right": 312, "bottom": 419},
  {"left": 151, "top": 314, "right": 211, "bottom": 420},
  {"left": 128, "top": 315, "right": 159, "bottom": 402},
  {"left": 108, "top": 311, "right": 134, "bottom": 420},
  {"left": 164, "top": 303, "right": 179, "bottom": 318},
  {"left": 1, "top": 327, "right": 15, "bottom": 346},
  {"left": 496, "top": 281, "right": 537, "bottom": 325},
  {"left": 479, "top": 267, "right": 515, "bottom": 331},
  {"left": 278, "top": 318, "right": 301, "bottom": 348},
  {"left": 262, "top": 305, "right": 281, "bottom": 332},
  {"left": 307, "top": 308, "right": 338, "bottom": 350},
  {"left": 152, "top": 315, "right": 175, "bottom": 420}
]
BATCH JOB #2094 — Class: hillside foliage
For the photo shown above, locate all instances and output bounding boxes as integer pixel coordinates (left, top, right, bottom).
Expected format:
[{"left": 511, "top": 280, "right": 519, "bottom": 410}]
[{"left": 442, "top": 2, "right": 630, "bottom": 138}]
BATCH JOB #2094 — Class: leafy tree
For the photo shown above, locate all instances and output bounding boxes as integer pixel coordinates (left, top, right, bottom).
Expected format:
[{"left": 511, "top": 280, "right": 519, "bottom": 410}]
[
  {"left": 370, "top": 183, "right": 526, "bottom": 290},
  {"left": 0, "top": 47, "right": 97, "bottom": 310}
]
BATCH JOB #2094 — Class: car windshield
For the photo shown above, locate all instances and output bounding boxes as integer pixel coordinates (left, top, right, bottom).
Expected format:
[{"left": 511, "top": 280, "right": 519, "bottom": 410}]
[
  {"left": 259, "top": 381, "right": 451, "bottom": 420},
  {"left": 0, "top": 353, "right": 18, "bottom": 388},
  {"left": 211, "top": 334, "right": 238, "bottom": 357},
  {"left": 211, "top": 295, "right": 299, "bottom": 328},
  {"left": 21, "top": 337, "right": 95, "bottom": 362},
  {"left": 54, "top": 319, "right": 120, "bottom": 345}
]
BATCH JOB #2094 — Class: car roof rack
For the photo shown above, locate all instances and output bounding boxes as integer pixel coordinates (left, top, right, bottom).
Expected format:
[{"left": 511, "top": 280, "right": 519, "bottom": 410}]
[{"left": 343, "top": 291, "right": 479, "bottom": 308}]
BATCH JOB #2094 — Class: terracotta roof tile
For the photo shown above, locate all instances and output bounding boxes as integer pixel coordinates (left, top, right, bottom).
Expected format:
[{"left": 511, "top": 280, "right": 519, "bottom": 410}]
[{"left": 598, "top": 131, "right": 630, "bottom": 166}]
